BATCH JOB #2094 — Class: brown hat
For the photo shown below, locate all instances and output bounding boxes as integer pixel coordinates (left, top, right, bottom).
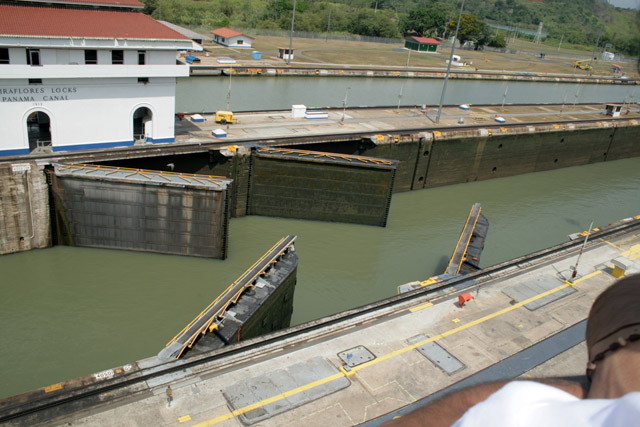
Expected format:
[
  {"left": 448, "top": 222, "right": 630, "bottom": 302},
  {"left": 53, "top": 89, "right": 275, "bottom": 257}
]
[{"left": 586, "top": 274, "right": 640, "bottom": 367}]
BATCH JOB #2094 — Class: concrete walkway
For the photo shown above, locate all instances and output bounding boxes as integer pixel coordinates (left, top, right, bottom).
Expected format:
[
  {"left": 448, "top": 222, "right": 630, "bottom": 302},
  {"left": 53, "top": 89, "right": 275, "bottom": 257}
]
[{"left": 174, "top": 103, "right": 640, "bottom": 146}]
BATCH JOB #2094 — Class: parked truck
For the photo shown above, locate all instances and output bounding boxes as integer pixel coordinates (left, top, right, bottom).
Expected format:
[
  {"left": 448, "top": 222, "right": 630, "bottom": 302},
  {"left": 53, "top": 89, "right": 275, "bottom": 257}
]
[{"left": 215, "top": 111, "right": 239, "bottom": 124}]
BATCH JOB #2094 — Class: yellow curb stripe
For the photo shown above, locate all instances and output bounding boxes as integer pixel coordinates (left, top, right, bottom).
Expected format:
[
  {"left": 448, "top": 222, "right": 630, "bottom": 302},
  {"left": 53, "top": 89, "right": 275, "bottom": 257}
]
[
  {"left": 409, "top": 302, "right": 434, "bottom": 312},
  {"left": 190, "top": 374, "right": 345, "bottom": 427},
  {"left": 599, "top": 238, "right": 622, "bottom": 251}
]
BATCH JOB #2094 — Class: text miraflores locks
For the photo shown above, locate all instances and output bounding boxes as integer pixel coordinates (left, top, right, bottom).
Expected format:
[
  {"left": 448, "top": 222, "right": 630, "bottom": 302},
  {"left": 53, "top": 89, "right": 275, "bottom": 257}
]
[{"left": 1, "top": 86, "right": 78, "bottom": 102}]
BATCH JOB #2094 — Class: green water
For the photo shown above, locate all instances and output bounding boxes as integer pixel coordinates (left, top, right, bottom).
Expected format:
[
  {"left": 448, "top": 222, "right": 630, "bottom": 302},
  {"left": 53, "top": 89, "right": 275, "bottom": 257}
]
[
  {"left": 176, "top": 75, "right": 638, "bottom": 112},
  {"left": 1, "top": 158, "right": 640, "bottom": 399}
]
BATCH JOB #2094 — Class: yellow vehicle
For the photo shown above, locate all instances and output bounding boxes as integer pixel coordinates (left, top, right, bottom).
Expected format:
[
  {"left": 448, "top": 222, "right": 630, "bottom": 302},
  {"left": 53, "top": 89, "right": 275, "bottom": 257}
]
[
  {"left": 215, "top": 111, "right": 239, "bottom": 124},
  {"left": 572, "top": 59, "right": 596, "bottom": 72}
]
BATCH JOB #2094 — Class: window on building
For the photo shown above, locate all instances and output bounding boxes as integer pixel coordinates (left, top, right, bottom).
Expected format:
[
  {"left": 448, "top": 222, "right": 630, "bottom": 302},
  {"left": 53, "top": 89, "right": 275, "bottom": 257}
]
[
  {"left": 111, "top": 50, "right": 124, "bottom": 64},
  {"left": 138, "top": 50, "right": 146, "bottom": 65},
  {"left": 0, "top": 48, "right": 9, "bottom": 64},
  {"left": 28, "top": 79, "right": 43, "bottom": 85},
  {"left": 26, "top": 49, "right": 40, "bottom": 66},
  {"left": 138, "top": 77, "right": 149, "bottom": 84},
  {"left": 237, "top": 40, "right": 243, "bottom": 45},
  {"left": 85, "top": 50, "right": 97, "bottom": 64}
]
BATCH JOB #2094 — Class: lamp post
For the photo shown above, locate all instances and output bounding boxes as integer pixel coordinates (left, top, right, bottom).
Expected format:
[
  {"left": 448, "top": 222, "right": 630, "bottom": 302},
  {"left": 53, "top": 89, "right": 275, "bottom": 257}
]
[
  {"left": 341, "top": 87, "right": 351, "bottom": 125},
  {"left": 287, "top": 0, "right": 297, "bottom": 65},
  {"left": 436, "top": 0, "right": 465, "bottom": 124}
]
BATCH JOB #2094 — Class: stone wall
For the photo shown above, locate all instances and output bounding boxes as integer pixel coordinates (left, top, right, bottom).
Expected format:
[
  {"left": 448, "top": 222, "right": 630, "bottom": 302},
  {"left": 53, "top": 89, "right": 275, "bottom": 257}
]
[{"left": 0, "top": 162, "right": 51, "bottom": 255}]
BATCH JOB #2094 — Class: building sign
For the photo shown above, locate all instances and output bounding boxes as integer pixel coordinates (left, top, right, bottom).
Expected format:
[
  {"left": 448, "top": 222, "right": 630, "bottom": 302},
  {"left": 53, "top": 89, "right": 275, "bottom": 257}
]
[
  {"left": 1, "top": 86, "right": 78, "bottom": 102},
  {"left": 12, "top": 163, "right": 31, "bottom": 173}
]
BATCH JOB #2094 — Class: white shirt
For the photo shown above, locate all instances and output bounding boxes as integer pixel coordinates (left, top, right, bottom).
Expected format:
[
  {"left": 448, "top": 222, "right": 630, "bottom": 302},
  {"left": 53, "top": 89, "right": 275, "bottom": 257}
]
[{"left": 452, "top": 381, "right": 640, "bottom": 427}]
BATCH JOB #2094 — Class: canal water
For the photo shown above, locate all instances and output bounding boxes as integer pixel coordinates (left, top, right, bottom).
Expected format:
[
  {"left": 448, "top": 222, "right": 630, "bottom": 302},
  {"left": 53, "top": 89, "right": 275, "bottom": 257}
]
[
  {"left": 176, "top": 75, "right": 639, "bottom": 113},
  {"left": 1, "top": 157, "right": 640, "bottom": 399}
]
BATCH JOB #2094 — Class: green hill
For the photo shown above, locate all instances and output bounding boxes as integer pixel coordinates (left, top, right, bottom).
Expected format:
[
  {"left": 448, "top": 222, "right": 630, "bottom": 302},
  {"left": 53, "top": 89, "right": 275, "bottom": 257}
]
[{"left": 142, "top": 0, "right": 639, "bottom": 56}]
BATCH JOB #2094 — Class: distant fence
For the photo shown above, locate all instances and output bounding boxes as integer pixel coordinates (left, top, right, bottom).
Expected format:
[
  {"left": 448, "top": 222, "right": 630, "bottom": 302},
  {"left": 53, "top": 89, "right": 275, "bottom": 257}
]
[
  {"left": 235, "top": 28, "right": 402, "bottom": 44},
  {"left": 189, "top": 25, "right": 401, "bottom": 44}
]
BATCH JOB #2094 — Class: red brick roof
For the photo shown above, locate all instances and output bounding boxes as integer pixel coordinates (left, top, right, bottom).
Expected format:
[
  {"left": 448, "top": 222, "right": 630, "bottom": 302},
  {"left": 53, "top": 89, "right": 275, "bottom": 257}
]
[
  {"left": 412, "top": 37, "right": 441, "bottom": 45},
  {"left": 210, "top": 27, "right": 244, "bottom": 38},
  {"left": 0, "top": 4, "right": 189, "bottom": 40},
  {"left": 28, "top": 0, "right": 144, "bottom": 7}
]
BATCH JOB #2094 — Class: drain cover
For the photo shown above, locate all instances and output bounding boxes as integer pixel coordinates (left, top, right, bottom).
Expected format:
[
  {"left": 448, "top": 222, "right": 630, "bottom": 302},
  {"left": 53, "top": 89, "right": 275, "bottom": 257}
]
[
  {"left": 408, "top": 335, "right": 466, "bottom": 375},
  {"left": 337, "top": 345, "right": 376, "bottom": 367}
]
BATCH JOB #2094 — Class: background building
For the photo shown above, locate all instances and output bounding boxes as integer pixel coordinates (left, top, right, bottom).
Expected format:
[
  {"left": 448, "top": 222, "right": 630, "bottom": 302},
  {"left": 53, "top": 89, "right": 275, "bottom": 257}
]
[
  {"left": 210, "top": 28, "right": 254, "bottom": 49},
  {"left": 404, "top": 36, "right": 442, "bottom": 53},
  {"left": 0, "top": 0, "right": 198, "bottom": 156}
]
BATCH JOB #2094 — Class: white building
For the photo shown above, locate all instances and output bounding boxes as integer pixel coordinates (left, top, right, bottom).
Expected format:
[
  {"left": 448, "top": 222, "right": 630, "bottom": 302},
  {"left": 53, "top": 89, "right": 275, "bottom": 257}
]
[
  {"left": 0, "top": 0, "right": 199, "bottom": 156},
  {"left": 210, "top": 27, "right": 254, "bottom": 49}
]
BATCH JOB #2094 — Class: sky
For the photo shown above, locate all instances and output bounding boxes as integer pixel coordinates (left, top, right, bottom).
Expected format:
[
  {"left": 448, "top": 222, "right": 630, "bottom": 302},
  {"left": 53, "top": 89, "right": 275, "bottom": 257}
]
[{"left": 607, "top": 0, "right": 640, "bottom": 9}]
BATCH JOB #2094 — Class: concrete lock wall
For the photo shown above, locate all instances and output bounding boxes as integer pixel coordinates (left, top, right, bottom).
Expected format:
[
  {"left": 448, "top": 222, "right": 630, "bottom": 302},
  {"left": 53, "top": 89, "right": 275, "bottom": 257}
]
[
  {"left": 355, "top": 122, "right": 640, "bottom": 192},
  {"left": 51, "top": 175, "right": 230, "bottom": 258},
  {"left": 0, "top": 162, "right": 51, "bottom": 255},
  {"left": 195, "top": 146, "right": 252, "bottom": 218},
  {"left": 235, "top": 256, "right": 297, "bottom": 342},
  {"left": 185, "top": 245, "right": 298, "bottom": 355},
  {"left": 248, "top": 149, "right": 397, "bottom": 227}
]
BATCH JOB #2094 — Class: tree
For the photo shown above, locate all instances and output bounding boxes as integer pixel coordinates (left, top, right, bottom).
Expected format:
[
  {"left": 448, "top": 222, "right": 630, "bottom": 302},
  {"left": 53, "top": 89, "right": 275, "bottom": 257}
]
[
  {"left": 348, "top": 9, "right": 399, "bottom": 38},
  {"left": 487, "top": 32, "right": 507, "bottom": 48},
  {"left": 447, "top": 12, "right": 490, "bottom": 49},
  {"left": 141, "top": 0, "right": 157, "bottom": 16},
  {"left": 402, "top": 8, "right": 447, "bottom": 37}
]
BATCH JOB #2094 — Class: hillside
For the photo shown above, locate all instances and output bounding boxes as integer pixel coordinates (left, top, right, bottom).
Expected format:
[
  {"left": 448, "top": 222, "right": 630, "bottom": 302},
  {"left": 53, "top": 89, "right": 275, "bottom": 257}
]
[{"left": 141, "top": 0, "right": 639, "bottom": 56}]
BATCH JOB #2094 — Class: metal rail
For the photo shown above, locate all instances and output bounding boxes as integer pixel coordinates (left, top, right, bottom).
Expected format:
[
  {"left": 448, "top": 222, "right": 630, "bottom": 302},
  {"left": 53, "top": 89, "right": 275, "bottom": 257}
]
[
  {"left": 2, "top": 217, "right": 638, "bottom": 424},
  {"left": 445, "top": 203, "right": 482, "bottom": 276}
]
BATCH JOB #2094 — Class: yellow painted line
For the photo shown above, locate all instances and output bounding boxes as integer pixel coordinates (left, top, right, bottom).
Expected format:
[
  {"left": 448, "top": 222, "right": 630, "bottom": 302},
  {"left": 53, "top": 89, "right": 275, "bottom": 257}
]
[
  {"left": 621, "top": 244, "right": 640, "bottom": 259},
  {"left": 191, "top": 275, "right": 598, "bottom": 426},
  {"left": 179, "top": 415, "right": 192, "bottom": 422},
  {"left": 452, "top": 318, "right": 461, "bottom": 323},
  {"left": 44, "top": 383, "right": 62, "bottom": 393},
  {"left": 409, "top": 302, "right": 434, "bottom": 312},
  {"left": 190, "top": 373, "right": 345, "bottom": 427},
  {"left": 599, "top": 238, "right": 623, "bottom": 251}
]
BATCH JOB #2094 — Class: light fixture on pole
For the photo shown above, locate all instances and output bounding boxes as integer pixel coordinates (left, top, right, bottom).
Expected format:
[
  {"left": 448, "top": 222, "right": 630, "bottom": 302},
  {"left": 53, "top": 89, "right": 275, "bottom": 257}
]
[
  {"left": 436, "top": 0, "right": 465, "bottom": 124},
  {"left": 287, "top": 0, "right": 297, "bottom": 66},
  {"left": 341, "top": 86, "right": 351, "bottom": 125}
]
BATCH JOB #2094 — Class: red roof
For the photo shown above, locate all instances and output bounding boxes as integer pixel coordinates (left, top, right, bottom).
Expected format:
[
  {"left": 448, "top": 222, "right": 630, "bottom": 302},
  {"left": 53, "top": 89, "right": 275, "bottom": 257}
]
[
  {"left": 210, "top": 27, "right": 244, "bottom": 38},
  {"left": 25, "top": 0, "right": 144, "bottom": 7},
  {"left": 412, "top": 37, "right": 441, "bottom": 45},
  {"left": 0, "top": 4, "right": 189, "bottom": 40}
]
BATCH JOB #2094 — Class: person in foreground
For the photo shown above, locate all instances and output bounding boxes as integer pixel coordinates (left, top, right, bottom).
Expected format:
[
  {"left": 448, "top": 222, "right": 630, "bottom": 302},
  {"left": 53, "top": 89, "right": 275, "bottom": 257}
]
[{"left": 384, "top": 273, "right": 640, "bottom": 426}]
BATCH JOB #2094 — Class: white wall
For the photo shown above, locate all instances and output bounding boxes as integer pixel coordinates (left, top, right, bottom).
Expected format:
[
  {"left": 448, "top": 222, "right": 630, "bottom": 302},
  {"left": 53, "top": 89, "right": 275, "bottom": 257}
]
[
  {"left": 229, "top": 35, "right": 252, "bottom": 48},
  {"left": 40, "top": 49, "right": 57, "bottom": 64},
  {"left": 69, "top": 49, "right": 84, "bottom": 65},
  {"left": 149, "top": 50, "right": 177, "bottom": 65},
  {"left": 0, "top": 77, "right": 178, "bottom": 155}
]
